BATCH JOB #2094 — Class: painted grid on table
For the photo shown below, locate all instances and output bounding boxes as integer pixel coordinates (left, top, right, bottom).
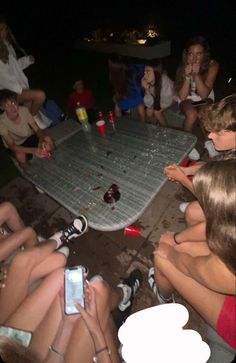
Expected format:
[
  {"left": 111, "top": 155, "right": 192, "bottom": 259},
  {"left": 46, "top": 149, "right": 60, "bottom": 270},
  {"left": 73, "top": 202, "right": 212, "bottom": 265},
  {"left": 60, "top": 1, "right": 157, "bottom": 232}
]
[{"left": 23, "top": 118, "right": 196, "bottom": 231}]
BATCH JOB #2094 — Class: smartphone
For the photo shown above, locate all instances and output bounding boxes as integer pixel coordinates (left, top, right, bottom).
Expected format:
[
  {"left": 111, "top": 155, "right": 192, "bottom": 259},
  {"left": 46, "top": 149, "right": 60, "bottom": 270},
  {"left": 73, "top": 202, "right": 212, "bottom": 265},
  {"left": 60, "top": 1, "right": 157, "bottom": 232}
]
[
  {"left": 64, "top": 266, "right": 85, "bottom": 315},
  {"left": 0, "top": 326, "right": 32, "bottom": 347}
]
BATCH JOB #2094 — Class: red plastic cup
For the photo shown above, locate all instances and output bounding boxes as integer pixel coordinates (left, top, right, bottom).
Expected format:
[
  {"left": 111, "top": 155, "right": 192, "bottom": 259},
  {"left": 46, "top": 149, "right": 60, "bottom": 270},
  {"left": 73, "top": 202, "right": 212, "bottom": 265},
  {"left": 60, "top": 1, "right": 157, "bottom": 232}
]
[
  {"left": 124, "top": 225, "right": 141, "bottom": 236},
  {"left": 96, "top": 120, "right": 106, "bottom": 136}
]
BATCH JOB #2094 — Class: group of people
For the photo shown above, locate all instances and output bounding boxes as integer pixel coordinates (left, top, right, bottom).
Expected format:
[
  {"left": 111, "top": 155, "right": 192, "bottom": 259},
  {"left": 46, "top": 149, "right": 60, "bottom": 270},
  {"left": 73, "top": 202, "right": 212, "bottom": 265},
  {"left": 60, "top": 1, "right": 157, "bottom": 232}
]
[
  {"left": 109, "top": 36, "right": 219, "bottom": 147},
  {"left": 0, "top": 14, "right": 235, "bottom": 363},
  {"left": 0, "top": 94, "right": 235, "bottom": 363}
]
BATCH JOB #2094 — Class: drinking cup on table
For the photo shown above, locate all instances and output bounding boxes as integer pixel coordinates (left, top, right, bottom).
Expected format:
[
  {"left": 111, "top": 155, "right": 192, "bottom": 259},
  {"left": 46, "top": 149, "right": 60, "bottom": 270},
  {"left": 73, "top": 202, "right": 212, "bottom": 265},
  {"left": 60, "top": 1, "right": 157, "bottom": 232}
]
[
  {"left": 124, "top": 225, "right": 141, "bottom": 236},
  {"left": 96, "top": 120, "right": 106, "bottom": 136}
]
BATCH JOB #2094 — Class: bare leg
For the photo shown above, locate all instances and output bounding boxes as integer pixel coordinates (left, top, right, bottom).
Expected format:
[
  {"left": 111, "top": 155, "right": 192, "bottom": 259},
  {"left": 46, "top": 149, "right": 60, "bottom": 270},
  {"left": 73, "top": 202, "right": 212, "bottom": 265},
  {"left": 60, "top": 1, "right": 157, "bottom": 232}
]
[
  {"left": 154, "top": 253, "right": 225, "bottom": 331},
  {"left": 0, "top": 239, "right": 64, "bottom": 323},
  {"left": 65, "top": 280, "right": 122, "bottom": 363},
  {"left": 5, "top": 268, "right": 64, "bottom": 331},
  {"left": 154, "top": 109, "right": 167, "bottom": 126},
  {"left": 0, "top": 227, "right": 38, "bottom": 261},
  {"left": 180, "top": 100, "right": 198, "bottom": 132},
  {"left": 154, "top": 241, "right": 210, "bottom": 300},
  {"left": 185, "top": 201, "right": 206, "bottom": 226},
  {"left": 18, "top": 89, "right": 46, "bottom": 116},
  {"left": 0, "top": 202, "right": 24, "bottom": 232},
  {"left": 137, "top": 103, "right": 146, "bottom": 121}
]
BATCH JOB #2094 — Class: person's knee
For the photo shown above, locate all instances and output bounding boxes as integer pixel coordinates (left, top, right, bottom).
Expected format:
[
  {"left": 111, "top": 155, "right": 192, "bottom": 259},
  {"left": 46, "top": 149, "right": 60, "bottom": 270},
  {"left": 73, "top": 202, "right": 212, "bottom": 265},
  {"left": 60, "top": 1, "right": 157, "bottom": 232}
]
[
  {"left": 34, "top": 89, "right": 46, "bottom": 104},
  {"left": 0, "top": 201, "right": 16, "bottom": 217},
  {"left": 185, "top": 108, "right": 198, "bottom": 123}
]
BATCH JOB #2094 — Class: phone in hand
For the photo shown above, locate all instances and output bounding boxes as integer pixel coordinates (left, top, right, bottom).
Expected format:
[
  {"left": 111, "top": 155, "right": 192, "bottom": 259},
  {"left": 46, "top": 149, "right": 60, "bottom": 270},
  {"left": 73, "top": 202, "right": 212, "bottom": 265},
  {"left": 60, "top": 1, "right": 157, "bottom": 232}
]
[
  {"left": 0, "top": 326, "right": 32, "bottom": 347},
  {"left": 64, "top": 266, "right": 85, "bottom": 315}
]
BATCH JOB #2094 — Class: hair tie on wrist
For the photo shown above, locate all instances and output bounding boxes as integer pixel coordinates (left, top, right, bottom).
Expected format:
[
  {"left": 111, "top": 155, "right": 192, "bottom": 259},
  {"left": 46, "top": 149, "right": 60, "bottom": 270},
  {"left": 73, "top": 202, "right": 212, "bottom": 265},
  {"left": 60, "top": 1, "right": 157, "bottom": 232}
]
[{"left": 173, "top": 232, "right": 181, "bottom": 245}]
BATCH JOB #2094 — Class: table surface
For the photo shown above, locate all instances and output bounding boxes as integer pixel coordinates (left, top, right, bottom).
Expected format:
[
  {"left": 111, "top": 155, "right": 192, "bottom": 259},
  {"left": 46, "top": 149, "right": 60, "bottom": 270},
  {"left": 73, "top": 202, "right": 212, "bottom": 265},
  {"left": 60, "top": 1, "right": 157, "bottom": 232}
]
[{"left": 23, "top": 118, "right": 196, "bottom": 231}]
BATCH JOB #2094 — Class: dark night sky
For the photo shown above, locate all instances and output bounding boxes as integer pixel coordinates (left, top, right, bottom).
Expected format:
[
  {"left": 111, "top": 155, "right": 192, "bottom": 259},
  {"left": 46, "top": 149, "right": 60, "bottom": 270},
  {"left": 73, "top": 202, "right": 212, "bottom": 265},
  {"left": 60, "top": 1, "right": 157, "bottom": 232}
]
[{"left": 1, "top": 0, "right": 236, "bottom": 73}]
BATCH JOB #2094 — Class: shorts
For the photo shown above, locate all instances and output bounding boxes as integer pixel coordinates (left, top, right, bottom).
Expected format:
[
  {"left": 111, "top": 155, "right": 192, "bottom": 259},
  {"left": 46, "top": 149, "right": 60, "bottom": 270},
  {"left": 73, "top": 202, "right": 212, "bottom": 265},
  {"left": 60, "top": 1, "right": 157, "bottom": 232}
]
[
  {"left": 7, "top": 134, "right": 39, "bottom": 161},
  {"left": 217, "top": 295, "right": 236, "bottom": 349}
]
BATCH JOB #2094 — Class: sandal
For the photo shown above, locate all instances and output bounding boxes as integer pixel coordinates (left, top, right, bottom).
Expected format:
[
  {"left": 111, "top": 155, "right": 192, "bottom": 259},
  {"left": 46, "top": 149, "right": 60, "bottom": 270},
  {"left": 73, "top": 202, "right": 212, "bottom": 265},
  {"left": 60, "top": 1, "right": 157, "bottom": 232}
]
[{"left": 148, "top": 267, "right": 175, "bottom": 304}]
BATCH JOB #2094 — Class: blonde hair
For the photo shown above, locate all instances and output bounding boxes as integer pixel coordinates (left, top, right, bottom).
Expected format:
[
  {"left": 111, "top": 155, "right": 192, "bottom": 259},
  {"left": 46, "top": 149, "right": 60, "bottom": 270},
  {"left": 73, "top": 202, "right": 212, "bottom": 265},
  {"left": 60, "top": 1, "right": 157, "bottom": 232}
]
[
  {"left": 203, "top": 93, "right": 236, "bottom": 132},
  {"left": 193, "top": 159, "right": 236, "bottom": 274},
  {"left": 0, "top": 336, "right": 40, "bottom": 363}
]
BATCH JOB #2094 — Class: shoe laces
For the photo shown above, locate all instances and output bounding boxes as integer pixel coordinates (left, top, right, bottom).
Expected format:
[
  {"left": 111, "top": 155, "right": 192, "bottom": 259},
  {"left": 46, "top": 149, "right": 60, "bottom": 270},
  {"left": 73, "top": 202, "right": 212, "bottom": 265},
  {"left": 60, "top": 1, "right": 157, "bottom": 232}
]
[{"left": 63, "top": 224, "right": 78, "bottom": 238}]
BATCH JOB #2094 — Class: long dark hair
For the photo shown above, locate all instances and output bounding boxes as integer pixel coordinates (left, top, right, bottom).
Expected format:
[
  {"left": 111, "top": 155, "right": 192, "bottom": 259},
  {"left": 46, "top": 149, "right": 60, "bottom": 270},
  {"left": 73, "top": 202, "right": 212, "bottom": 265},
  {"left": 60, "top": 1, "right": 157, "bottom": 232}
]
[
  {"left": 108, "top": 54, "right": 131, "bottom": 102},
  {"left": 143, "top": 58, "right": 162, "bottom": 110}
]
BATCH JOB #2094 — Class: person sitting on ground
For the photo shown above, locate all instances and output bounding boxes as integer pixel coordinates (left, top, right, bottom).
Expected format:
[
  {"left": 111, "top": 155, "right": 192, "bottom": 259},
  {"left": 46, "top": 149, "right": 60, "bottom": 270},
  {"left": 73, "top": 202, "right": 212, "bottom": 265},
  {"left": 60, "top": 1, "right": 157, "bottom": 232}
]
[
  {"left": 162, "top": 93, "right": 236, "bottom": 246},
  {"left": 0, "top": 261, "right": 142, "bottom": 363},
  {"left": 0, "top": 201, "right": 38, "bottom": 260},
  {"left": 0, "top": 16, "right": 46, "bottom": 121},
  {"left": 175, "top": 35, "right": 219, "bottom": 133},
  {"left": 67, "top": 79, "right": 95, "bottom": 123},
  {"left": 139, "top": 58, "right": 174, "bottom": 126},
  {"left": 0, "top": 89, "right": 53, "bottom": 168},
  {"left": 0, "top": 215, "right": 88, "bottom": 319},
  {"left": 150, "top": 159, "right": 236, "bottom": 359}
]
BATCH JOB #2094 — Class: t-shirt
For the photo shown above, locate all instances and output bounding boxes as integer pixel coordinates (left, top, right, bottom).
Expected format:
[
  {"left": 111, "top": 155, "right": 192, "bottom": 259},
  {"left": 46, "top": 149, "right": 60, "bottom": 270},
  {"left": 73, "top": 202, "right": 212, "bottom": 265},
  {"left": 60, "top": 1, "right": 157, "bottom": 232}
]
[
  {"left": 67, "top": 89, "right": 94, "bottom": 113},
  {"left": 0, "top": 106, "right": 35, "bottom": 148},
  {"left": 217, "top": 295, "right": 236, "bottom": 349}
]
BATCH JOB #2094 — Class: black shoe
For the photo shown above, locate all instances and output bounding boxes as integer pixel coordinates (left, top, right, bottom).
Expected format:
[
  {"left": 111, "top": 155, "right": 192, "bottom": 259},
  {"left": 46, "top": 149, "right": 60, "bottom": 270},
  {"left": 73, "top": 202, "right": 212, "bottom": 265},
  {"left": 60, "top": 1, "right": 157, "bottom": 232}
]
[
  {"left": 60, "top": 216, "right": 88, "bottom": 243},
  {"left": 118, "top": 269, "right": 143, "bottom": 311}
]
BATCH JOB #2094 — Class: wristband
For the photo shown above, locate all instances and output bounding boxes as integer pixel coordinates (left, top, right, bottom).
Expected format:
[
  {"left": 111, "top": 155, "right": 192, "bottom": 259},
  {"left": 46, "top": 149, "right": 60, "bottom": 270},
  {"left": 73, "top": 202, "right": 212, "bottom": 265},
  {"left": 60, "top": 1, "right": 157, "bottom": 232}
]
[
  {"left": 93, "top": 346, "right": 111, "bottom": 362},
  {"left": 173, "top": 232, "right": 181, "bottom": 245},
  {"left": 49, "top": 345, "right": 64, "bottom": 359}
]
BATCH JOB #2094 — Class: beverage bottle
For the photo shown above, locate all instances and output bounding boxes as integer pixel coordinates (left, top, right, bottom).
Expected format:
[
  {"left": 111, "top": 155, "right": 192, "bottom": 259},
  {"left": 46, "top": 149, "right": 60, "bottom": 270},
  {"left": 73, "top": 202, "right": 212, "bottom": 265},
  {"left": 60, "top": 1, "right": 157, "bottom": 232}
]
[
  {"left": 75, "top": 102, "right": 91, "bottom": 133},
  {"left": 108, "top": 111, "right": 116, "bottom": 130}
]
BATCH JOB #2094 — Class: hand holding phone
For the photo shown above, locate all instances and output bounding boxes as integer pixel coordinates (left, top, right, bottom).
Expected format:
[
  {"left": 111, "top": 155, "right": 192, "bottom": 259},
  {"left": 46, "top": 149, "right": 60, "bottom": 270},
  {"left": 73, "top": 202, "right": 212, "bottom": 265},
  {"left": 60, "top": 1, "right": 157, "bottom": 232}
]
[{"left": 64, "top": 266, "right": 85, "bottom": 315}]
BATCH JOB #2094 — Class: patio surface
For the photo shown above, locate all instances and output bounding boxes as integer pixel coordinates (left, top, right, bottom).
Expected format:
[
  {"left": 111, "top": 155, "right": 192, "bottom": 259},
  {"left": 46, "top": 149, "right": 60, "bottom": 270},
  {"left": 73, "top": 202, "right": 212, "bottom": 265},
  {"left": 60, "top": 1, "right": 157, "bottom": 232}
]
[{"left": 0, "top": 158, "right": 207, "bottom": 339}]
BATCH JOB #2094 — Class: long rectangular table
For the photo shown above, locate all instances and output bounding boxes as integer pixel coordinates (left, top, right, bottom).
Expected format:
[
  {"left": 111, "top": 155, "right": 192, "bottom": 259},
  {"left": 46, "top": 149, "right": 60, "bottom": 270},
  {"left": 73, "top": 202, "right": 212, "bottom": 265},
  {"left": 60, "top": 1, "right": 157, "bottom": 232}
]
[{"left": 22, "top": 118, "right": 196, "bottom": 231}]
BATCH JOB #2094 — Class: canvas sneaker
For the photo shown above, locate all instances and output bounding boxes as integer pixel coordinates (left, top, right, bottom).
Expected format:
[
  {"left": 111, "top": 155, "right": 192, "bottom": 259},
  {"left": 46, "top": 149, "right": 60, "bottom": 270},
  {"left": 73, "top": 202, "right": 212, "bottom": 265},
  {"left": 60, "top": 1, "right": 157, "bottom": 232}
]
[
  {"left": 118, "top": 269, "right": 143, "bottom": 311},
  {"left": 179, "top": 202, "right": 190, "bottom": 213},
  {"left": 204, "top": 140, "right": 220, "bottom": 158},
  {"left": 148, "top": 267, "right": 175, "bottom": 304},
  {"left": 61, "top": 216, "right": 88, "bottom": 242}
]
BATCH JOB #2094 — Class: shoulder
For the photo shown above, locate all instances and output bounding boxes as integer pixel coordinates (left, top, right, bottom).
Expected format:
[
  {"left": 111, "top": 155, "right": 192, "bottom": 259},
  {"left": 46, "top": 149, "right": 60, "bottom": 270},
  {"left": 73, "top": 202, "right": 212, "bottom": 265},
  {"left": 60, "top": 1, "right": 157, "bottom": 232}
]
[{"left": 208, "top": 59, "right": 219, "bottom": 73}]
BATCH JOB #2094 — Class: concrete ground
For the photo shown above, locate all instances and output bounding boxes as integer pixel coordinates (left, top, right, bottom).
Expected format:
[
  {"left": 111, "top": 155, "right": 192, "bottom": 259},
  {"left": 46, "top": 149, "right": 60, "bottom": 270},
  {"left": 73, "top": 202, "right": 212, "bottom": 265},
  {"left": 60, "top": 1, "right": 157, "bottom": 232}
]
[{"left": 0, "top": 166, "right": 207, "bottom": 338}]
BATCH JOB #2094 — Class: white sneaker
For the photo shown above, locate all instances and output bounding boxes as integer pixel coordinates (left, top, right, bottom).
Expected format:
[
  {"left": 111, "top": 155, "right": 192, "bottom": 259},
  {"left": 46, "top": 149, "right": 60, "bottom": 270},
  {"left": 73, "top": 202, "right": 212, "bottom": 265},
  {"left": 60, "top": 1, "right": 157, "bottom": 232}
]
[
  {"left": 179, "top": 202, "right": 190, "bottom": 213},
  {"left": 57, "top": 246, "right": 70, "bottom": 258},
  {"left": 188, "top": 148, "right": 200, "bottom": 160},
  {"left": 204, "top": 141, "right": 220, "bottom": 158}
]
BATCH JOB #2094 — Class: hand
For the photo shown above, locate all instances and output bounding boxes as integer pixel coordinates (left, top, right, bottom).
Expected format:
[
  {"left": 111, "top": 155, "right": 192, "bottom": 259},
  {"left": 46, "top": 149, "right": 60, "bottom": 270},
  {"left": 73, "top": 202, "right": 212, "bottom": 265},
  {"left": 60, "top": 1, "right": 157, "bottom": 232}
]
[
  {"left": 34, "top": 147, "right": 44, "bottom": 158},
  {"left": 43, "top": 136, "right": 54, "bottom": 150},
  {"left": 75, "top": 283, "right": 101, "bottom": 337},
  {"left": 192, "top": 62, "right": 200, "bottom": 75},
  {"left": 159, "top": 231, "right": 176, "bottom": 246},
  {"left": 163, "top": 164, "right": 187, "bottom": 183},
  {"left": 184, "top": 64, "right": 192, "bottom": 76},
  {"left": 154, "top": 242, "right": 176, "bottom": 261}
]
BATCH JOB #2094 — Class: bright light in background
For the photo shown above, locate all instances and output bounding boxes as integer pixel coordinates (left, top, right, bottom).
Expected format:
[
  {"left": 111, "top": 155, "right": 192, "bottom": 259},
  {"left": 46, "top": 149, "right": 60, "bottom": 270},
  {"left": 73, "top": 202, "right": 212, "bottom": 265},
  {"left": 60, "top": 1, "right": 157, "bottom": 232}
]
[
  {"left": 147, "top": 29, "right": 159, "bottom": 38},
  {"left": 137, "top": 39, "right": 147, "bottom": 44},
  {"left": 118, "top": 304, "right": 211, "bottom": 363}
]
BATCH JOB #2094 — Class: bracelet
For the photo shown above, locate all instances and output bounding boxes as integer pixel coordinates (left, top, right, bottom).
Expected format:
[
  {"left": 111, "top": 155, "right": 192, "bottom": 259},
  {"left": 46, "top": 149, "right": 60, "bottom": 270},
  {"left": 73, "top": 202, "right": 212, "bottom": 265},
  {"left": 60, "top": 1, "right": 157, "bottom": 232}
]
[
  {"left": 185, "top": 75, "right": 191, "bottom": 82},
  {"left": 93, "top": 346, "right": 111, "bottom": 362},
  {"left": 49, "top": 345, "right": 64, "bottom": 359},
  {"left": 173, "top": 232, "right": 181, "bottom": 245}
]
